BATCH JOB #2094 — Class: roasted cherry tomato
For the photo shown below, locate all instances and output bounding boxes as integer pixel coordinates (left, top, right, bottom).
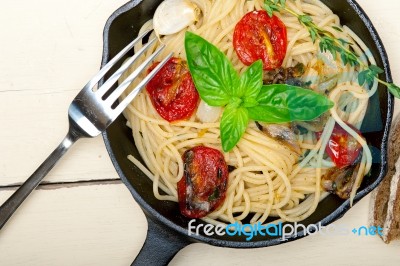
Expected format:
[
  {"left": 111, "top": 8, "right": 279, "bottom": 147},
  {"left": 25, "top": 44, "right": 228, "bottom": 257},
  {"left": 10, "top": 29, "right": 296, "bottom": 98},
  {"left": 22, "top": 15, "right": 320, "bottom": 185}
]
[
  {"left": 233, "top": 10, "right": 287, "bottom": 70},
  {"left": 146, "top": 57, "right": 199, "bottom": 122},
  {"left": 177, "top": 146, "right": 229, "bottom": 218},
  {"left": 317, "top": 123, "right": 363, "bottom": 169}
]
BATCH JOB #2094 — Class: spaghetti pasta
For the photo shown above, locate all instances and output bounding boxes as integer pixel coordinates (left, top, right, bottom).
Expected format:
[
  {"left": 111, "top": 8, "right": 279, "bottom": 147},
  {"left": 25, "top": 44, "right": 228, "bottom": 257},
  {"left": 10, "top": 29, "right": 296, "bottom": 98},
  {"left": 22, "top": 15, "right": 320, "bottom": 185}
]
[{"left": 120, "top": 0, "right": 375, "bottom": 226}]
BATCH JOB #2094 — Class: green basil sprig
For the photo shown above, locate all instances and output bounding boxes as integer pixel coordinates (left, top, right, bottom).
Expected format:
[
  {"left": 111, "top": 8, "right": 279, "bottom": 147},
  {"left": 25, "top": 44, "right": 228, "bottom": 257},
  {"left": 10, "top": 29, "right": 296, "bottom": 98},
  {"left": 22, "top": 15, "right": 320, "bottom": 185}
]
[
  {"left": 185, "top": 31, "right": 334, "bottom": 152},
  {"left": 247, "top": 84, "right": 334, "bottom": 123}
]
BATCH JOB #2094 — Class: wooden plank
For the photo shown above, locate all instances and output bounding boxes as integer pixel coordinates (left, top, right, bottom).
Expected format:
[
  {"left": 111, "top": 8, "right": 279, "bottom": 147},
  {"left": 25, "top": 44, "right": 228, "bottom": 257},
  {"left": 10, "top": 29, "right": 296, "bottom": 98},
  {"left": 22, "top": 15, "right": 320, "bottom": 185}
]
[
  {"left": 0, "top": 183, "right": 146, "bottom": 266},
  {"left": 0, "top": 0, "right": 127, "bottom": 186},
  {"left": 0, "top": 183, "right": 399, "bottom": 266}
]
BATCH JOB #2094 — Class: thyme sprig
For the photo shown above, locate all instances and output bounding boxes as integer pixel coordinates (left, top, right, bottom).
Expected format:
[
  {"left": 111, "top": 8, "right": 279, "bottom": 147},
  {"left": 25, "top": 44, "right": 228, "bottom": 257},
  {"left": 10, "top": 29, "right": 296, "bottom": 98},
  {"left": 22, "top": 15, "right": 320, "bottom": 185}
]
[{"left": 264, "top": 0, "right": 400, "bottom": 98}]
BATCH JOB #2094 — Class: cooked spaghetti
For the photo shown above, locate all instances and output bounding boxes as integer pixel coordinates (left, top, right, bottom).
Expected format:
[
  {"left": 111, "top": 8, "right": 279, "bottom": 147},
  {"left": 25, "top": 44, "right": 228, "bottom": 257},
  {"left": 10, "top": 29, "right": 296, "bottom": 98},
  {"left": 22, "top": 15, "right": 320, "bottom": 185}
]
[{"left": 120, "top": 0, "right": 375, "bottom": 226}]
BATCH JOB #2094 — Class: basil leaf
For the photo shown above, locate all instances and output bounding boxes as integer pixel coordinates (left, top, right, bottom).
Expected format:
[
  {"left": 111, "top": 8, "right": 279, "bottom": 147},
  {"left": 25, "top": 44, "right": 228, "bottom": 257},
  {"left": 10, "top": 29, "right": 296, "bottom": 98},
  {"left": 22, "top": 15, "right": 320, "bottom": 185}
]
[
  {"left": 248, "top": 84, "right": 334, "bottom": 123},
  {"left": 185, "top": 31, "right": 240, "bottom": 106},
  {"left": 220, "top": 106, "right": 249, "bottom": 152},
  {"left": 229, "top": 97, "right": 242, "bottom": 109},
  {"left": 239, "top": 60, "right": 263, "bottom": 99},
  {"left": 242, "top": 97, "right": 259, "bottom": 108}
]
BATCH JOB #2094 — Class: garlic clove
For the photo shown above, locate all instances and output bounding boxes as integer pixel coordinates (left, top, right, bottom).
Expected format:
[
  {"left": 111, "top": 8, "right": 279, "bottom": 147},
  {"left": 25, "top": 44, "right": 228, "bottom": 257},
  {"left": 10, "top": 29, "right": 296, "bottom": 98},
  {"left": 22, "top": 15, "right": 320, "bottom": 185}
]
[
  {"left": 196, "top": 100, "right": 222, "bottom": 123},
  {"left": 153, "top": 0, "right": 200, "bottom": 37}
]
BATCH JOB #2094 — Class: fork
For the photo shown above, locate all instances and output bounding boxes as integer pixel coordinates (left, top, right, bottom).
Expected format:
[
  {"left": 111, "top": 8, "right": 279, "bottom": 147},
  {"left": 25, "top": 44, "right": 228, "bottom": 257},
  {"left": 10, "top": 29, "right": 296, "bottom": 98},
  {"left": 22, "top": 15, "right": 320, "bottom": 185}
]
[{"left": 0, "top": 30, "right": 173, "bottom": 230}]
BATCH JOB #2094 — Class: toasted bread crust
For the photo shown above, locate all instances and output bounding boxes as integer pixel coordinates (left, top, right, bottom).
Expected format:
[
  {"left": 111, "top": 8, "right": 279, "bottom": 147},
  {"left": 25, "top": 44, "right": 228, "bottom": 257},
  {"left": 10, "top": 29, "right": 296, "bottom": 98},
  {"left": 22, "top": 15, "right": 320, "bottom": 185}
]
[
  {"left": 385, "top": 160, "right": 400, "bottom": 243},
  {"left": 370, "top": 113, "right": 400, "bottom": 243}
]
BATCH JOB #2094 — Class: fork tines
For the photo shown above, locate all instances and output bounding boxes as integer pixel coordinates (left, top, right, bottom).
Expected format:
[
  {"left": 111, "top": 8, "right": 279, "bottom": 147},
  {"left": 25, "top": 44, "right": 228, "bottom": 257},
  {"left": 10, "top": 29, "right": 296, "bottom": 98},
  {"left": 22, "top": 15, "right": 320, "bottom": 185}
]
[{"left": 95, "top": 29, "right": 173, "bottom": 119}]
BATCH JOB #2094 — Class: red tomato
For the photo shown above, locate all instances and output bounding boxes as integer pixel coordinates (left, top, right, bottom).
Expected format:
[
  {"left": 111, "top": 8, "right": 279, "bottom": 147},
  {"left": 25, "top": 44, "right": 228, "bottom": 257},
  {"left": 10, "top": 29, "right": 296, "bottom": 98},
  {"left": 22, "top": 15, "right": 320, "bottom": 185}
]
[
  {"left": 233, "top": 10, "right": 287, "bottom": 70},
  {"left": 146, "top": 57, "right": 199, "bottom": 122},
  {"left": 318, "top": 123, "right": 363, "bottom": 169},
  {"left": 177, "top": 146, "right": 229, "bottom": 218}
]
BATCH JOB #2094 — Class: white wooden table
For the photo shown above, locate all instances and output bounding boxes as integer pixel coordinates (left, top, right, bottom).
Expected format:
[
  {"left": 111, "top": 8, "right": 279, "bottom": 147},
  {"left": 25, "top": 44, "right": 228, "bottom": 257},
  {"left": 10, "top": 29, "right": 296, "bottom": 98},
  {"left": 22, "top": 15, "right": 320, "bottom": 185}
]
[{"left": 1, "top": 0, "right": 399, "bottom": 265}]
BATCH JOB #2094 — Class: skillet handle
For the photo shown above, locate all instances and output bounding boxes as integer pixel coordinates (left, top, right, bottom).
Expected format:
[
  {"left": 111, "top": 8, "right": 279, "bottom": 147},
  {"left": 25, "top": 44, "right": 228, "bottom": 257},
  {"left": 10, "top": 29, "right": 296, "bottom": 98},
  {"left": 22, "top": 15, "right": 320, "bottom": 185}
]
[{"left": 132, "top": 217, "right": 192, "bottom": 266}]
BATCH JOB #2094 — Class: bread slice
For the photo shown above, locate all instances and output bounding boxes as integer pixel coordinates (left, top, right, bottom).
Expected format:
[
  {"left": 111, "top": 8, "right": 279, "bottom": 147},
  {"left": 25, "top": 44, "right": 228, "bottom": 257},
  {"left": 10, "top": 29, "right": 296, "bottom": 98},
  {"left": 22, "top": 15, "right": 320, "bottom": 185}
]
[
  {"left": 384, "top": 159, "right": 400, "bottom": 242},
  {"left": 369, "top": 113, "right": 400, "bottom": 243}
]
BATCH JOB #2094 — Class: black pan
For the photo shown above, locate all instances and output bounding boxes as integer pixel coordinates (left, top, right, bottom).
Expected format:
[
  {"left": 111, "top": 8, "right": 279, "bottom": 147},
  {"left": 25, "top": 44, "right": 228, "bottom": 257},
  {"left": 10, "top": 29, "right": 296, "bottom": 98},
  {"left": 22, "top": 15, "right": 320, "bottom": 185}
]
[{"left": 101, "top": 0, "right": 394, "bottom": 265}]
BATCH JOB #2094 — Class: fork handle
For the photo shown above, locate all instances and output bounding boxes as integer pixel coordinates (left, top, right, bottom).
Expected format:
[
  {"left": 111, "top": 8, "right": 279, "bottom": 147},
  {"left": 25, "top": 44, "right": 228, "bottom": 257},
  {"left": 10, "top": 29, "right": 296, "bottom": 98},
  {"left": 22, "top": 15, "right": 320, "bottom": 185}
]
[{"left": 0, "top": 131, "right": 79, "bottom": 230}]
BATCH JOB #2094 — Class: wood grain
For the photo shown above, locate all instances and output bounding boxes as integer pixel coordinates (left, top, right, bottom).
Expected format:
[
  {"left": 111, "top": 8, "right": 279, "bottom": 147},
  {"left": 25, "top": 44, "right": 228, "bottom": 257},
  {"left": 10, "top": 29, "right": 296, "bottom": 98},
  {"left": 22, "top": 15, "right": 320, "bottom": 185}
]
[
  {"left": 0, "top": 0, "right": 400, "bottom": 265},
  {"left": 1, "top": 184, "right": 399, "bottom": 266},
  {"left": 0, "top": 0, "right": 127, "bottom": 186}
]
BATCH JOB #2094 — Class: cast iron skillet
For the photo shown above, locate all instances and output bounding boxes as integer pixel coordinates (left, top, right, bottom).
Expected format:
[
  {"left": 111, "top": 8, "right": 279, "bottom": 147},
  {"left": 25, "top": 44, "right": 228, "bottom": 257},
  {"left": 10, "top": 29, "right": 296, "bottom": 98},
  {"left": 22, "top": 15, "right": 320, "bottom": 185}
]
[{"left": 102, "top": 0, "right": 394, "bottom": 265}]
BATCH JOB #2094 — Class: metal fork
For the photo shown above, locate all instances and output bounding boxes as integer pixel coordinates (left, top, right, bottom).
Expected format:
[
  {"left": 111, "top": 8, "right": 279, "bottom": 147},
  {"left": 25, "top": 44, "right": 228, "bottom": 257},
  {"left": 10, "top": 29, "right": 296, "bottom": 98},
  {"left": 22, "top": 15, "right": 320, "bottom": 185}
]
[{"left": 0, "top": 30, "right": 173, "bottom": 230}]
